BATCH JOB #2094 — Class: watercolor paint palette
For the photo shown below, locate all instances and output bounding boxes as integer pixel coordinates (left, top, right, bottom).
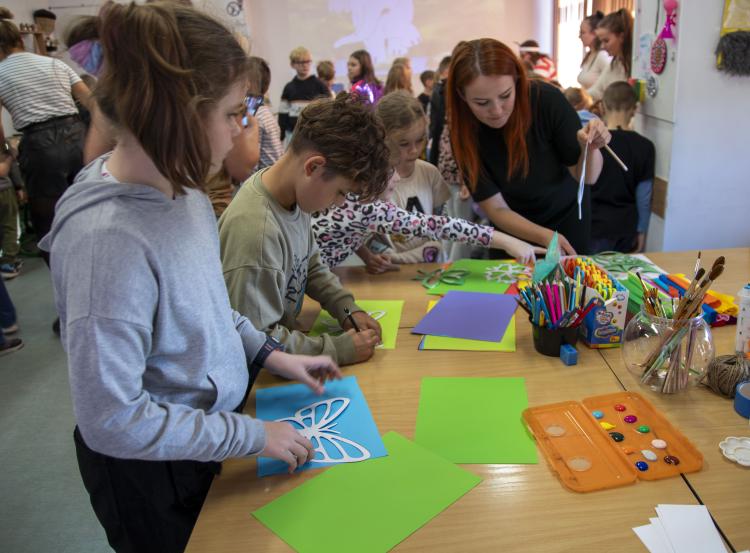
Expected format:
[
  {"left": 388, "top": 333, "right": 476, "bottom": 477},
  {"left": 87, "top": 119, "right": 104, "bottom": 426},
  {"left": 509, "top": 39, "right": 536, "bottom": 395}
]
[{"left": 523, "top": 391, "right": 703, "bottom": 492}]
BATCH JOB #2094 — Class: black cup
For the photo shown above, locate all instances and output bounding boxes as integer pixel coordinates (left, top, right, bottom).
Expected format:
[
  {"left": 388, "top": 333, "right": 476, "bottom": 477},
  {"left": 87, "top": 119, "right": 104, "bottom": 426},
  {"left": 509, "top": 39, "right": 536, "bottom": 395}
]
[{"left": 530, "top": 318, "right": 579, "bottom": 357}]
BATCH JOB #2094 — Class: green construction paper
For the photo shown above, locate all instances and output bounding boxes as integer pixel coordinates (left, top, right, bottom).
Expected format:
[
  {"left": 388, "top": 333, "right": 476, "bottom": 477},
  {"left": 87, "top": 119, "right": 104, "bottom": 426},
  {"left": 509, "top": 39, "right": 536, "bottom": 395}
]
[
  {"left": 308, "top": 300, "right": 404, "bottom": 349},
  {"left": 426, "top": 259, "right": 515, "bottom": 296},
  {"left": 421, "top": 300, "right": 516, "bottom": 351},
  {"left": 252, "top": 432, "right": 481, "bottom": 553},
  {"left": 415, "top": 378, "right": 538, "bottom": 464}
]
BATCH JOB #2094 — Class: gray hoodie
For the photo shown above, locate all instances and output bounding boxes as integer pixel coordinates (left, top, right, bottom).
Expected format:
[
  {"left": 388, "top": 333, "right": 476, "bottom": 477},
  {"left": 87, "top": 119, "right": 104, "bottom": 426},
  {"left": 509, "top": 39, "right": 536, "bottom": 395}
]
[{"left": 39, "top": 156, "right": 269, "bottom": 462}]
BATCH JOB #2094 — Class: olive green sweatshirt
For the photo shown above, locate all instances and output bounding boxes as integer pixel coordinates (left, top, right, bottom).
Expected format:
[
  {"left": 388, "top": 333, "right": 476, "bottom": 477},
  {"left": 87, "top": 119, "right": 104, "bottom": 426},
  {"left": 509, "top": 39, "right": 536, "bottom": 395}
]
[{"left": 219, "top": 169, "right": 358, "bottom": 364}]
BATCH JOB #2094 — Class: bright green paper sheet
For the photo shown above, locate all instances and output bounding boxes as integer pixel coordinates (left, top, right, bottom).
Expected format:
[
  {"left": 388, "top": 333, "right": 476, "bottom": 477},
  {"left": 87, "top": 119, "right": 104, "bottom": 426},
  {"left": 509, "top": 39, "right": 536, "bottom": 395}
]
[
  {"left": 252, "top": 431, "right": 481, "bottom": 553},
  {"left": 308, "top": 300, "right": 404, "bottom": 349},
  {"left": 427, "top": 259, "right": 522, "bottom": 296},
  {"left": 421, "top": 300, "right": 516, "bottom": 351},
  {"left": 415, "top": 378, "right": 538, "bottom": 464}
]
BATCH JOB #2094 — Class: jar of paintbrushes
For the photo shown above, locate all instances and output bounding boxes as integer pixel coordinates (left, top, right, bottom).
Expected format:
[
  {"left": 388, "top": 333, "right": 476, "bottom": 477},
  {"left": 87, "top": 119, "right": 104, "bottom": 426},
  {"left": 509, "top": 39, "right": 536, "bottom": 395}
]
[{"left": 622, "top": 256, "right": 724, "bottom": 394}]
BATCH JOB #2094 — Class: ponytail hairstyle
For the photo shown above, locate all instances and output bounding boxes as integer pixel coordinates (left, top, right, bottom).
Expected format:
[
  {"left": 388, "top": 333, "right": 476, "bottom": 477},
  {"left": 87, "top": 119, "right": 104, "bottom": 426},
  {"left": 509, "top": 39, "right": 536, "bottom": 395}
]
[
  {"left": 581, "top": 10, "right": 604, "bottom": 66},
  {"left": 383, "top": 63, "right": 413, "bottom": 95},
  {"left": 95, "top": 1, "right": 248, "bottom": 195},
  {"left": 446, "top": 38, "right": 531, "bottom": 191},
  {"left": 349, "top": 49, "right": 381, "bottom": 87},
  {"left": 0, "top": 7, "right": 23, "bottom": 56},
  {"left": 598, "top": 8, "right": 633, "bottom": 76}
]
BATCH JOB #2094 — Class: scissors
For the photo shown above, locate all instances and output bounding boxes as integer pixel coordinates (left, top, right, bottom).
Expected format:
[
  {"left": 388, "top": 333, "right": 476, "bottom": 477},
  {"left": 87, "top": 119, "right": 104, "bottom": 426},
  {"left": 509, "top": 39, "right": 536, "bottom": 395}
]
[{"left": 412, "top": 268, "right": 470, "bottom": 290}]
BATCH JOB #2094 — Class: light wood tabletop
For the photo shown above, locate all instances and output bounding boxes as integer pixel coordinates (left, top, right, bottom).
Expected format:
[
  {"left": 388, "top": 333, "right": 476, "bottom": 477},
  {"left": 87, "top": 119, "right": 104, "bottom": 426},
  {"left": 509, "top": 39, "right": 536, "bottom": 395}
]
[
  {"left": 598, "top": 248, "right": 750, "bottom": 549},
  {"left": 186, "top": 249, "right": 750, "bottom": 553}
]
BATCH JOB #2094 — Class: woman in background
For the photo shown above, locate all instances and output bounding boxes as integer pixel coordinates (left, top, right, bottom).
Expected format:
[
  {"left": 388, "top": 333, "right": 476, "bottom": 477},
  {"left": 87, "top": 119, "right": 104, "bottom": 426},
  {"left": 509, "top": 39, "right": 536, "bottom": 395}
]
[
  {"left": 588, "top": 9, "right": 633, "bottom": 101},
  {"left": 577, "top": 11, "right": 610, "bottom": 90}
]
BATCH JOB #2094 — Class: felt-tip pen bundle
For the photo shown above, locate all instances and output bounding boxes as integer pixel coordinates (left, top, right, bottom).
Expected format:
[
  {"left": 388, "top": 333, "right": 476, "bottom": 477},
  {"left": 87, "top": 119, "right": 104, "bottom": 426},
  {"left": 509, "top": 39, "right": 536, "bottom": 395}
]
[{"left": 517, "top": 280, "right": 600, "bottom": 329}]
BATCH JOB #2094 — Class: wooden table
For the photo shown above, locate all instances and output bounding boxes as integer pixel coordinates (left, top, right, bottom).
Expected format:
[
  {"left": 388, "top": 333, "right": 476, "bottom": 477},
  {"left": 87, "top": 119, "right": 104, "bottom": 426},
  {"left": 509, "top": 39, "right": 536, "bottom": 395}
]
[
  {"left": 599, "top": 249, "right": 750, "bottom": 550},
  {"left": 186, "top": 249, "right": 749, "bottom": 553}
]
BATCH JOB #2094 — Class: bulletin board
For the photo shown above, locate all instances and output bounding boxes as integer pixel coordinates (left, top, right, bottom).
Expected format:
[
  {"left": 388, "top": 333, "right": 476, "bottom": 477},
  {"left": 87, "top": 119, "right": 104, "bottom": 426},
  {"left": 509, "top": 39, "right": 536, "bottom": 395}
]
[{"left": 633, "top": 0, "right": 679, "bottom": 123}]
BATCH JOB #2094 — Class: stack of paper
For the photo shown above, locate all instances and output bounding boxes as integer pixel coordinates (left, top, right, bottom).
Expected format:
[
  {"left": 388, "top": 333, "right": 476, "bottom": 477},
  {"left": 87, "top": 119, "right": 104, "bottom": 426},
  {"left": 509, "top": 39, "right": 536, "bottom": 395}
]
[
  {"left": 633, "top": 505, "right": 730, "bottom": 553},
  {"left": 413, "top": 291, "right": 518, "bottom": 352}
]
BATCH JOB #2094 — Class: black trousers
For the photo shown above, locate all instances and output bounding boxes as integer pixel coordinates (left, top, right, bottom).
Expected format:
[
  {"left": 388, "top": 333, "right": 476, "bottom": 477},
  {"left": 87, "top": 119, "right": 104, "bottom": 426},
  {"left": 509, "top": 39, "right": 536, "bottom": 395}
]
[
  {"left": 18, "top": 116, "right": 85, "bottom": 265},
  {"left": 75, "top": 362, "right": 263, "bottom": 553}
]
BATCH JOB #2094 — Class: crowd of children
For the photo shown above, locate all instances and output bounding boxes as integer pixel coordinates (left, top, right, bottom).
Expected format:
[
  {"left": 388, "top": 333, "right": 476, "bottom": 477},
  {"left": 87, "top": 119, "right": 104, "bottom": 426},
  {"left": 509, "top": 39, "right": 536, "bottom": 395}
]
[{"left": 0, "top": 1, "right": 655, "bottom": 550}]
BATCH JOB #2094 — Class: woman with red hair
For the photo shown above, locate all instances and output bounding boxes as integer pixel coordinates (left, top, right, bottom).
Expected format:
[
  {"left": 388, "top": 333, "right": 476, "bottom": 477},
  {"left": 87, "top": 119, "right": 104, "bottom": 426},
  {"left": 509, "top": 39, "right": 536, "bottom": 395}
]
[{"left": 447, "top": 38, "right": 610, "bottom": 255}]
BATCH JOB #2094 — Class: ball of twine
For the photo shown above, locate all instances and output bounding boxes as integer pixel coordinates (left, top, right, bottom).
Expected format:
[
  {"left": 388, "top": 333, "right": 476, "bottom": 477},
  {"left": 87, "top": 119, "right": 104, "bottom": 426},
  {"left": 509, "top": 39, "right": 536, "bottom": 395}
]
[{"left": 700, "top": 353, "right": 750, "bottom": 398}]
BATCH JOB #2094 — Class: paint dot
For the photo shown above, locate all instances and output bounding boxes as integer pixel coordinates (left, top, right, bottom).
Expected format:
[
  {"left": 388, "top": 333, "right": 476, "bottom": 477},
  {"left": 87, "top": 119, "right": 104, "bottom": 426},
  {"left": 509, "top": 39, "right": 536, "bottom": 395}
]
[
  {"left": 635, "top": 461, "right": 649, "bottom": 471},
  {"left": 621, "top": 447, "right": 636, "bottom": 455},
  {"left": 637, "top": 425, "right": 650, "bottom": 434},
  {"left": 609, "top": 432, "right": 625, "bottom": 442},
  {"left": 664, "top": 455, "right": 680, "bottom": 465},
  {"left": 567, "top": 457, "right": 592, "bottom": 472},
  {"left": 651, "top": 439, "right": 667, "bottom": 449},
  {"left": 546, "top": 425, "right": 566, "bottom": 437},
  {"left": 641, "top": 449, "right": 658, "bottom": 461},
  {"left": 614, "top": 404, "right": 626, "bottom": 412},
  {"left": 600, "top": 421, "right": 616, "bottom": 430},
  {"left": 623, "top": 415, "right": 638, "bottom": 424},
  {"left": 592, "top": 410, "right": 604, "bottom": 419}
]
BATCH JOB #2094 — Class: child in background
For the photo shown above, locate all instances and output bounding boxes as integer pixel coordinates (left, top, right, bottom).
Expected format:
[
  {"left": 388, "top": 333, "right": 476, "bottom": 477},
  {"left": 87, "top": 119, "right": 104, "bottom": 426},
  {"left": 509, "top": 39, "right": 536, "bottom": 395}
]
[
  {"left": 518, "top": 40, "right": 558, "bottom": 81},
  {"left": 375, "top": 91, "right": 449, "bottom": 262},
  {"left": 316, "top": 60, "right": 336, "bottom": 97},
  {"left": 219, "top": 94, "right": 391, "bottom": 366},
  {"left": 0, "top": 276, "right": 23, "bottom": 354},
  {"left": 312, "top": 92, "right": 543, "bottom": 271},
  {"left": 248, "top": 56, "right": 284, "bottom": 170},
  {"left": 39, "top": 4, "right": 341, "bottom": 551},
  {"left": 0, "top": 144, "right": 25, "bottom": 279},
  {"left": 278, "top": 46, "right": 330, "bottom": 142},
  {"left": 590, "top": 81, "right": 654, "bottom": 253},
  {"left": 564, "top": 87, "right": 597, "bottom": 125},
  {"left": 417, "top": 69, "right": 434, "bottom": 113},
  {"left": 383, "top": 63, "right": 413, "bottom": 96},
  {"left": 347, "top": 49, "right": 383, "bottom": 106}
]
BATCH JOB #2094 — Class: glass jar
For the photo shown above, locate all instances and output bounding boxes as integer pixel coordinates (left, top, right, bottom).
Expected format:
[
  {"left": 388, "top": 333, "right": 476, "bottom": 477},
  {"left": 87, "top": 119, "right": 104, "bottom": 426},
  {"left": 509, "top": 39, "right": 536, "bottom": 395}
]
[{"left": 622, "top": 307, "right": 714, "bottom": 394}]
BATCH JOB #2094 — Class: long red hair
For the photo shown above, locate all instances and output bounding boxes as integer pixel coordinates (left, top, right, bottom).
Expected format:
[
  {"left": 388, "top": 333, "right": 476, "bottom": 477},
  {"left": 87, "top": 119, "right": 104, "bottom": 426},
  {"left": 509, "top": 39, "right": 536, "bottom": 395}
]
[{"left": 447, "top": 39, "right": 531, "bottom": 192}]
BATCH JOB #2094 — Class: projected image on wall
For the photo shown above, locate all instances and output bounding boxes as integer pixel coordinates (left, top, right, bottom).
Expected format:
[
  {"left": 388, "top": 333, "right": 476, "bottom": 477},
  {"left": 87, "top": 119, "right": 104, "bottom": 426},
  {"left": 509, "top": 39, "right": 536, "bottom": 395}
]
[{"left": 329, "top": 0, "right": 420, "bottom": 65}]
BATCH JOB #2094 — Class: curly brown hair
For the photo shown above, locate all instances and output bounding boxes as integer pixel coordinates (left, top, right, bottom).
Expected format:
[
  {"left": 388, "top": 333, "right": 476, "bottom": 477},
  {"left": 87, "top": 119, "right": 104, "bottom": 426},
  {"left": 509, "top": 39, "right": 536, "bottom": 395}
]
[{"left": 289, "top": 92, "right": 390, "bottom": 201}]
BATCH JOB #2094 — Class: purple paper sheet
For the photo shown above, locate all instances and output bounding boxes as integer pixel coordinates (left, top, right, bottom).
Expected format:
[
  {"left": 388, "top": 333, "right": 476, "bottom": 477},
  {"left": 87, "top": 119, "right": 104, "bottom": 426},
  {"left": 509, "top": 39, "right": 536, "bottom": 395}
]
[{"left": 412, "top": 291, "right": 518, "bottom": 342}]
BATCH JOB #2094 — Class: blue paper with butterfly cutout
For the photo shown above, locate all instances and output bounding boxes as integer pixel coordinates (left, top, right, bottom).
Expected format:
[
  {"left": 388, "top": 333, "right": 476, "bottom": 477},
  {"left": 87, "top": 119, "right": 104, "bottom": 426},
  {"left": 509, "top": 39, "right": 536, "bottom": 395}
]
[{"left": 255, "top": 376, "right": 387, "bottom": 477}]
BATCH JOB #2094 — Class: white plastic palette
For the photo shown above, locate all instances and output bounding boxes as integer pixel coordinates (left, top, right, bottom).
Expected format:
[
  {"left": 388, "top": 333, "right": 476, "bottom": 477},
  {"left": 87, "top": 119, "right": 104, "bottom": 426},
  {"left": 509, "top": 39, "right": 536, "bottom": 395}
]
[{"left": 718, "top": 436, "right": 750, "bottom": 467}]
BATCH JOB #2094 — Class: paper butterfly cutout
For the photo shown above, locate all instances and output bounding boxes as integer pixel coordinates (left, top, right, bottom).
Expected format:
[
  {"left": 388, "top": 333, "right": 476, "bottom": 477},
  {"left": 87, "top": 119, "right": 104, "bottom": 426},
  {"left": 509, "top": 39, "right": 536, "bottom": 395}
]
[
  {"left": 484, "top": 263, "right": 532, "bottom": 284},
  {"left": 277, "top": 397, "right": 372, "bottom": 463}
]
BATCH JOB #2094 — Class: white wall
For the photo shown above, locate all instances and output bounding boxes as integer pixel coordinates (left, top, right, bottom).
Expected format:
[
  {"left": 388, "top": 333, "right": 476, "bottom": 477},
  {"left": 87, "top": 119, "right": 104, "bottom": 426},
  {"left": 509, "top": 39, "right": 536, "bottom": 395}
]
[
  {"left": 634, "top": 0, "right": 750, "bottom": 252},
  {"left": 243, "top": 0, "right": 552, "bottom": 110},
  {"left": 661, "top": 1, "right": 750, "bottom": 250},
  {"left": 11, "top": 1, "right": 553, "bottom": 117}
]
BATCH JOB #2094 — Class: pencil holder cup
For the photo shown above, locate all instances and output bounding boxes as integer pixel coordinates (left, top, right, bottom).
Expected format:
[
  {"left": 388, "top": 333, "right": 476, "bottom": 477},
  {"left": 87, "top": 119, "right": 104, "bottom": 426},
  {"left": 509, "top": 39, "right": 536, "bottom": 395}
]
[
  {"left": 622, "top": 307, "right": 714, "bottom": 394},
  {"left": 530, "top": 319, "right": 579, "bottom": 357}
]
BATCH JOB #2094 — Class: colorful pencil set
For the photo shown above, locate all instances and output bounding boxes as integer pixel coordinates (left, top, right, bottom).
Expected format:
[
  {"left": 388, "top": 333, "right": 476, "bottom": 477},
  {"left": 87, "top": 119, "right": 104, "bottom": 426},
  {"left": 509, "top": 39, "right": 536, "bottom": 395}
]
[{"left": 516, "top": 280, "right": 600, "bottom": 329}]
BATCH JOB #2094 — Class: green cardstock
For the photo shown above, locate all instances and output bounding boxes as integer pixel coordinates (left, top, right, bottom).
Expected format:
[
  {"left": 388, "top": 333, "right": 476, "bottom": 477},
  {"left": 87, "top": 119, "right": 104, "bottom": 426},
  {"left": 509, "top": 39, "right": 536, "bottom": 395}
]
[
  {"left": 253, "top": 431, "right": 481, "bottom": 553},
  {"left": 426, "top": 259, "right": 520, "bottom": 296},
  {"left": 308, "top": 300, "right": 404, "bottom": 349},
  {"left": 415, "top": 378, "right": 538, "bottom": 464},
  {"left": 421, "top": 300, "right": 516, "bottom": 351}
]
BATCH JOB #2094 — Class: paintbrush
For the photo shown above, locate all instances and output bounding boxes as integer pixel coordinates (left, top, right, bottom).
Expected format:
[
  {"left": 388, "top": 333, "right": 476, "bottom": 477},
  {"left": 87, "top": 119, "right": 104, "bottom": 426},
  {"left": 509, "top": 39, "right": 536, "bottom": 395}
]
[
  {"left": 603, "top": 144, "right": 628, "bottom": 172},
  {"left": 693, "top": 251, "right": 702, "bottom": 277}
]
